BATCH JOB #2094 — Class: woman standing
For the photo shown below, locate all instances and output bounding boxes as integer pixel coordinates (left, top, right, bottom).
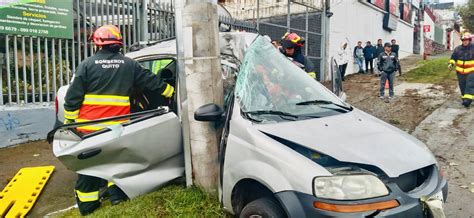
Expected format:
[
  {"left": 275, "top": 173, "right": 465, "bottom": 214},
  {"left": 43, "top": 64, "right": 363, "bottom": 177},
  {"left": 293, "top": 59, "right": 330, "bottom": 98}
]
[{"left": 337, "top": 42, "right": 349, "bottom": 81}]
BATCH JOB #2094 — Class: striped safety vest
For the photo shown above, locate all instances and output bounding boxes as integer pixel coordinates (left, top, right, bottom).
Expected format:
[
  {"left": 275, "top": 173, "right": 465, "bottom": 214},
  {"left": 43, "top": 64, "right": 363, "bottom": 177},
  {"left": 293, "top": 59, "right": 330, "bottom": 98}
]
[{"left": 449, "top": 44, "right": 474, "bottom": 75}]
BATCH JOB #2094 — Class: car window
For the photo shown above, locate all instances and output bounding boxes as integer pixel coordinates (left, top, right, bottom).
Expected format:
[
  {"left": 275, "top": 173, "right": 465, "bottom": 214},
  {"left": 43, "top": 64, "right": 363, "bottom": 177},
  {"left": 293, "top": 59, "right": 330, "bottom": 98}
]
[
  {"left": 235, "top": 36, "right": 349, "bottom": 122},
  {"left": 139, "top": 58, "right": 174, "bottom": 75}
]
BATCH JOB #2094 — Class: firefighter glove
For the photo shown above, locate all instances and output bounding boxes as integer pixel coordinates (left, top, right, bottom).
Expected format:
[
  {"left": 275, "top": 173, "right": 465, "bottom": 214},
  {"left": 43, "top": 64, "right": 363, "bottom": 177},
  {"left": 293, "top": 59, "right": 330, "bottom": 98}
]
[
  {"left": 64, "top": 119, "right": 75, "bottom": 124},
  {"left": 448, "top": 64, "right": 454, "bottom": 71}
]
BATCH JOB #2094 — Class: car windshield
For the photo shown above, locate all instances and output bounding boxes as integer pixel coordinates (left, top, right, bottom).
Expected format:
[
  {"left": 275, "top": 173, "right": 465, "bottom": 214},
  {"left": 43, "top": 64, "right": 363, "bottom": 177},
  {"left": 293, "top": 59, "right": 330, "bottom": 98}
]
[{"left": 235, "top": 36, "right": 351, "bottom": 122}]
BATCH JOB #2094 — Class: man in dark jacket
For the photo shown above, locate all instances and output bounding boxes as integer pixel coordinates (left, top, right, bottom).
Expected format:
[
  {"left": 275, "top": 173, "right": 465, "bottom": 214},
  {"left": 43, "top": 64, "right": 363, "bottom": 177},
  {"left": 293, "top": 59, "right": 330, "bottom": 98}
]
[
  {"left": 363, "top": 41, "right": 376, "bottom": 73},
  {"left": 391, "top": 39, "right": 399, "bottom": 55},
  {"left": 374, "top": 39, "right": 384, "bottom": 58},
  {"left": 449, "top": 32, "right": 474, "bottom": 107},
  {"left": 378, "top": 43, "right": 399, "bottom": 99},
  {"left": 63, "top": 25, "right": 174, "bottom": 215},
  {"left": 391, "top": 39, "right": 402, "bottom": 75},
  {"left": 374, "top": 39, "right": 384, "bottom": 75}
]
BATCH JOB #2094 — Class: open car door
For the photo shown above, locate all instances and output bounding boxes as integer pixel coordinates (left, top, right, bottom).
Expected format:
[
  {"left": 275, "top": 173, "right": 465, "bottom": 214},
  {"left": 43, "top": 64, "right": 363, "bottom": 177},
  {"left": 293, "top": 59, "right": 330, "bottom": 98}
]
[
  {"left": 48, "top": 108, "right": 184, "bottom": 199},
  {"left": 330, "top": 57, "right": 347, "bottom": 101}
]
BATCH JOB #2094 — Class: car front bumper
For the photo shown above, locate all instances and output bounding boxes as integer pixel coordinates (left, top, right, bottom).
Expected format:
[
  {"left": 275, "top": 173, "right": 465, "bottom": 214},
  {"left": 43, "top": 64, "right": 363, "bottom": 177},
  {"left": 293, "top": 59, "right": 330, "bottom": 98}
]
[{"left": 275, "top": 175, "right": 448, "bottom": 218}]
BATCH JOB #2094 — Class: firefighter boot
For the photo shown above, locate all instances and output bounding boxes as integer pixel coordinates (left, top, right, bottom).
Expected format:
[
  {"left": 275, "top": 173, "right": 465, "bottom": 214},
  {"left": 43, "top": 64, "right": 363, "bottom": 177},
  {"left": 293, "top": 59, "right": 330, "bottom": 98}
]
[
  {"left": 462, "top": 99, "right": 472, "bottom": 108},
  {"left": 108, "top": 182, "right": 129, "bottom": 205}
]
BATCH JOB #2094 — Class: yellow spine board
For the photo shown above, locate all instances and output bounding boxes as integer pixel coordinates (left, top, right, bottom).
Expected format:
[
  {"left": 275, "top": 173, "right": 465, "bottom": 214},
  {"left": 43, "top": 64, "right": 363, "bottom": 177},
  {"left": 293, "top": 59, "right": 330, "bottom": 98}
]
[{"left": 0, "top": 166, "right": 55, "bottom": 218}]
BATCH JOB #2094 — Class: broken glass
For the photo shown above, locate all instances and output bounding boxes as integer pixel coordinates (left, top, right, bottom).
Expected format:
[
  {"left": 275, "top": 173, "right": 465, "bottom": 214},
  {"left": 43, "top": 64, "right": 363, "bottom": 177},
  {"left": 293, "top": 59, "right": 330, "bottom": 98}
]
[{"left": 235, "top": 36, "right": 349, "bottom": 122}]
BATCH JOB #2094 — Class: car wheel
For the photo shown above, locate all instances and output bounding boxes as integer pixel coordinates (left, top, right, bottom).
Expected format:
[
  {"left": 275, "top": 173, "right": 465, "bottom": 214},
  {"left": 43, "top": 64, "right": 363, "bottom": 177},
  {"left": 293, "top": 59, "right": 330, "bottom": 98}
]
[{"left": 239, "top": 197, "right": 286, "bottom": 218}]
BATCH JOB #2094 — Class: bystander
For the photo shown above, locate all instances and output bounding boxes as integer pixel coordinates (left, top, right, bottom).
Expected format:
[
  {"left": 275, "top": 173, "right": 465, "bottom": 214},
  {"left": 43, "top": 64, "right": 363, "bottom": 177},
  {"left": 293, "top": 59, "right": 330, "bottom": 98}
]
[
  {"left": 374, "top": 39, "right": 384, "bottom": 75},
  {"left": 353, "top": 41, "right": 365, "bottom": 73},
  {"left": 377, "top": 43, "right": 399, "bottom": 99},
  {"left": 336, "top": 42, "right": 349, "bottom": 81},
  {"left": 363, "top": 41, "right": 376, "bottom": 73}
]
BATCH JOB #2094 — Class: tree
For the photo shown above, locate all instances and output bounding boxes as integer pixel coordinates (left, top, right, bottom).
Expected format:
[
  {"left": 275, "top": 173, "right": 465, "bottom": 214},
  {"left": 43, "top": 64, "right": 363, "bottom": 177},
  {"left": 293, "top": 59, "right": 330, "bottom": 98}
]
[{"left": 458, "top": 0, "right": 474, "bottom": 32}]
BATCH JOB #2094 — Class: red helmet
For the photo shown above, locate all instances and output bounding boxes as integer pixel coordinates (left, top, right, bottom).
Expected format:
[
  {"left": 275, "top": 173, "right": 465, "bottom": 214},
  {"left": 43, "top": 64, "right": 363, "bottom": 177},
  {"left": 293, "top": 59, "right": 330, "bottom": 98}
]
[
  {"left": 281, "top": 32, "right": 305, "bottom": 49},
  {"left": 92, "top": 25, "right": 123, "bottom": 46},
  {"left": 461, "top": 32, "right": 472, "bottom": 41}
]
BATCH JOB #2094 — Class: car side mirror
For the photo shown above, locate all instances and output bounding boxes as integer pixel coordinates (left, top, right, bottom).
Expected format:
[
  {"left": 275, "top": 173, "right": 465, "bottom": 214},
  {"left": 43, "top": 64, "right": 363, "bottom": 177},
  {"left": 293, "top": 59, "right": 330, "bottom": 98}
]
[{"left": 194, "top": 103, "right": 224, "bottom": 122}]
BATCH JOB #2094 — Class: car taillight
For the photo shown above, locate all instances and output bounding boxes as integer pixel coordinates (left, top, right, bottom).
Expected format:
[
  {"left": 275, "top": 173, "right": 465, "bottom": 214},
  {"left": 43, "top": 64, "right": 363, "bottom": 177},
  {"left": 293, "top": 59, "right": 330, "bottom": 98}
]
[{"left": 55, "top": 96, "right": 58, "bottom": 114}]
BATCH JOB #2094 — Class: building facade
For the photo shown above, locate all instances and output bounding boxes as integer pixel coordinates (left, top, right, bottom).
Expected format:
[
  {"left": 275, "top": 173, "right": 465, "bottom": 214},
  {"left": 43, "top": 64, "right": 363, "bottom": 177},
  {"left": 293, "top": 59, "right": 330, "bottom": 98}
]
[{"left": 328, "top": 0, "right": 422, "bottom": 75}]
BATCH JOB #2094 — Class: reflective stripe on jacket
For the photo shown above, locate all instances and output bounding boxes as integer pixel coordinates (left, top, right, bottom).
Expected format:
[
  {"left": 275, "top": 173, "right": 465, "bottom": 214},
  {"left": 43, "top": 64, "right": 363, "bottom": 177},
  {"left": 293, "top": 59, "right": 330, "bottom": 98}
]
[
  {"left": 449, "top": 44, "right": 474, "bottom": 74},
  {"left": 76, "top": 94, "right": 130, "bottom": 131}
]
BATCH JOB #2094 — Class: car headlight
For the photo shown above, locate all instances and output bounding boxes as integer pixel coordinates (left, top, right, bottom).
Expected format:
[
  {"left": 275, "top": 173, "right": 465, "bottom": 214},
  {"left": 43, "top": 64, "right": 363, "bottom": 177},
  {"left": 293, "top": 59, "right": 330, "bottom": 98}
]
[{"left": 313, "top": 174, "right": 389, "bottom": 200}]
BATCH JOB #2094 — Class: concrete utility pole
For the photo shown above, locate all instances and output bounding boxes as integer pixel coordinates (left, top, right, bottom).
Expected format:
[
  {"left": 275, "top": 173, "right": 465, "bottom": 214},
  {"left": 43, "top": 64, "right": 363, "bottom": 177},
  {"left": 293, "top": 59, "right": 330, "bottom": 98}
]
[
  {"left": 322, "top": 0, "right": 331, "bottom": 81},
  {"left": 175, "top": 0, "right": 223, "bottom": 193}
]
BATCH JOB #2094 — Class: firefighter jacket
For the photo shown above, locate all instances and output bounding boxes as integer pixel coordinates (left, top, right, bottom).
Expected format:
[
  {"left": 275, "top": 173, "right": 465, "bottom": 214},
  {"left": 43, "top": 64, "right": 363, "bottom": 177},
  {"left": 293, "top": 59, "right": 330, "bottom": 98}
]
[
  {"left": 449, "top": 43, "right": 474, "bottom": 74},
  {"left": 63, "top": 49, "right": 174, "bottom": 132},
  {"left": 283, "top": 48, "right": 317, "bottom": 80}
]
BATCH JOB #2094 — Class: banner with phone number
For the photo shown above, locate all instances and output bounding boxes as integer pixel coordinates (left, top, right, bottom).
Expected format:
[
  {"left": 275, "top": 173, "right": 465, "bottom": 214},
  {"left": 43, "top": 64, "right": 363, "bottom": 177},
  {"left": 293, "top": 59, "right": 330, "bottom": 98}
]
[{"left": 0, "top": 0, "right": 73, "bottom": 39}]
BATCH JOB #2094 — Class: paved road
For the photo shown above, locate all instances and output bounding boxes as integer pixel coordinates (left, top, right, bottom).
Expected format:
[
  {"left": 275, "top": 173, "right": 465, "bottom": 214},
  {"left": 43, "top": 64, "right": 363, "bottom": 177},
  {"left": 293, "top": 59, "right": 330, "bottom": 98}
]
[{"left": 412, "top": 95, "right": 474, "bottom": 217}]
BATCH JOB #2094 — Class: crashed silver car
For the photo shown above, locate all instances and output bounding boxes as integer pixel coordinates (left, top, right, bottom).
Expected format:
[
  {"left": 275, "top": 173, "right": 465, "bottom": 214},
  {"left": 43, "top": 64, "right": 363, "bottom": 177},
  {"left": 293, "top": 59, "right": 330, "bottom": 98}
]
[{"left": 50, "top": 32, "right": 447, "bottom": 217}]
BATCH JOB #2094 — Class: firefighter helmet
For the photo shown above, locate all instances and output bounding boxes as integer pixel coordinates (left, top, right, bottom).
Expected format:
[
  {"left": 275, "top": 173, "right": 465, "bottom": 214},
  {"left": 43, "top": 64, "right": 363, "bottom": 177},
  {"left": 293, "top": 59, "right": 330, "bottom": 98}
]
[
  {"left": 92, "top": 25, "right": 123, "bottom": 46},
  {"left": 281, "top": 32, "right": 305, "bottom": 49},
  {"left": 461, "top": 32, "right": 472, "bottom": 41}
]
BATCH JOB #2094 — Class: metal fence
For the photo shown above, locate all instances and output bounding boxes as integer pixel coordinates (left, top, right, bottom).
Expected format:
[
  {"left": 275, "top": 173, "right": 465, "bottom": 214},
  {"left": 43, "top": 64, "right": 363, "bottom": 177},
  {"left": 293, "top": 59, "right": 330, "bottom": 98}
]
[
  {"left": 221, "top": 0, "right": 325, "bottom": 79},
  {"left": 0, "top": 0, "right": 175, "bottom": 105},
  {"left": 0, "top": 0, "right": 322, "bottom": 106},
  {"left": 219, "top": 16, "right": 257, "bottom": 33},
  {"left": 257, "top": 10, "right": 323, "bottom": 72}
]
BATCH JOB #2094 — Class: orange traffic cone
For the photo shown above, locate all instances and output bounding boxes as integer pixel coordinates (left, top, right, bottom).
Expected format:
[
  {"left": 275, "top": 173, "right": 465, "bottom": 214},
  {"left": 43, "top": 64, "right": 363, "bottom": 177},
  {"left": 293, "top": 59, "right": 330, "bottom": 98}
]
[{"left": 384, "top": 80, "right": 389, "bottom": 89}]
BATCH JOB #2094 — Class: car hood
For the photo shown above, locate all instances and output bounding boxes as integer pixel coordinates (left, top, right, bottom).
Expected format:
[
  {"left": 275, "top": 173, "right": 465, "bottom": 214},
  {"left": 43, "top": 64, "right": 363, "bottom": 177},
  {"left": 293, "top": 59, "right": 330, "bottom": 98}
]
[{"left": 255, "top": 109, "right": 436, "bottom": 177}]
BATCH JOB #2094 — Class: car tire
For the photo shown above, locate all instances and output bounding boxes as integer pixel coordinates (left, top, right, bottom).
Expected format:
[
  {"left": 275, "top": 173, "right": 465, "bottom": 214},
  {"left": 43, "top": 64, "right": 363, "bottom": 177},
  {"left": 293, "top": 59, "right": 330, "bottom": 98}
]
[{"left": 239, "top": 197, "right": 286, "bottom": 218}]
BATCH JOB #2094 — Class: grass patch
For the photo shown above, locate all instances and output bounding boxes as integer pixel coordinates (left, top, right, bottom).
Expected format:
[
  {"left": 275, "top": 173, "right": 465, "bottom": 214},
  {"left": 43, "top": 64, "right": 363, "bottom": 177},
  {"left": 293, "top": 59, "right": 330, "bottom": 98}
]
[
  {"left": 58, "top": 185, "right": 225, "bottom": 217},
  {"left": 402, "top": 58, "right": 457, "bottom": 84}
]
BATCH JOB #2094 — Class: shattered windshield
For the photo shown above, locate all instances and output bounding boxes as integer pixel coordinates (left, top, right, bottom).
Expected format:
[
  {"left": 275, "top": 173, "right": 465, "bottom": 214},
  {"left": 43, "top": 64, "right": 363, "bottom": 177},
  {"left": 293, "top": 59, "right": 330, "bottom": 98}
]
[{"left": 235, "top": 36, "right": 351, "bottom": 122}]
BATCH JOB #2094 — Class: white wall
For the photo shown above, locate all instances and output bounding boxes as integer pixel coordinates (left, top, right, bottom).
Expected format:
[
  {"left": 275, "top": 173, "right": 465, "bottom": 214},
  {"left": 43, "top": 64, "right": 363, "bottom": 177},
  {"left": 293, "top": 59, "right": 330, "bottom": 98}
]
[
  {"left": 328, "top": 0, "right": 415, "bottom": 76},
  {"left": 423, "top": 11, "right": 436, "bottom": 40},
  {"left": 0, "top": 105, "right": 55, "bottom": 148}
]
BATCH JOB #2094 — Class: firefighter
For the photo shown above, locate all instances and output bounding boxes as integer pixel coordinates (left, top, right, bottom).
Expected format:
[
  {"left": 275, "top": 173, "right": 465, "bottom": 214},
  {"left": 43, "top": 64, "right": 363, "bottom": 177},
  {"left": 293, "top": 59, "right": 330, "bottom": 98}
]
[
  {"left": 280, "top": 32, "right": 317, "bottom": 80},
  {"left": 449, "top": 32, "right": 474, "bottom": 108},
  {"left": 151, "top": 59, "right": 173, "bottom": 75},
  {"left": 63, "top": 25, "right": 174, "bottom": 215}
]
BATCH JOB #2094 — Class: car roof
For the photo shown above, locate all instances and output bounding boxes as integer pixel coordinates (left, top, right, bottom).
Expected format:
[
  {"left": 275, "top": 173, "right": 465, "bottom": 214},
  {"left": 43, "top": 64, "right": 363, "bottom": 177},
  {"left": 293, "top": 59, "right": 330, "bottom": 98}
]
[{"left": 126, "top": 32, "right": 260, "bottom": 61}]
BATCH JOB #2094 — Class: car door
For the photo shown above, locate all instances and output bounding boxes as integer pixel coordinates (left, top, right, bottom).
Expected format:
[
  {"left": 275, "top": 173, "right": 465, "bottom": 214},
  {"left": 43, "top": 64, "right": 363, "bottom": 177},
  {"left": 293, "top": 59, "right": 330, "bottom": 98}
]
[
  {"left": 330, "top": 57, "right": 347, "bottom": 101},
  {"left": 52, "top": 109, "right": 184, "bottom": 199},
  {"left": 51, "top": 56, "right": 183, "bottom": 199}
]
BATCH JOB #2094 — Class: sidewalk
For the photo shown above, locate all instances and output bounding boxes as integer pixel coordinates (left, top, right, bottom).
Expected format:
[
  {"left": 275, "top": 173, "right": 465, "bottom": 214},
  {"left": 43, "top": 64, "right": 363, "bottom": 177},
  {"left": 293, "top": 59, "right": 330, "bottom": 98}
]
[{"left": 412, "top": 94, "right": 474, "bottom": 217}]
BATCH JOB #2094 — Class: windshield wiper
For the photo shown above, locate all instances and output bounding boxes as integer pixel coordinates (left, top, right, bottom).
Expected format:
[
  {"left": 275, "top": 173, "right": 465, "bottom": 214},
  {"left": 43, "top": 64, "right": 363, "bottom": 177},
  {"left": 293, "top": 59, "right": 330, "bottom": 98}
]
[
  {"left": 246, "top": 110, "right": 299, "bottom": 119},
  {"left": 245, "top": 110, "right": 320, "bottom": 121},
  {"left": 296, "top": 100, "right": 353, "bottom": 111}
]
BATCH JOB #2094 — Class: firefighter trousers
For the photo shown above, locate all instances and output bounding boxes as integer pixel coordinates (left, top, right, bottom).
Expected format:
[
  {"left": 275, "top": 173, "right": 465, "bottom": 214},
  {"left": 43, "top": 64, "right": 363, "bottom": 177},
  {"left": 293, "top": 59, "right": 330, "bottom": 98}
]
[
  {"left": 75, "top": 174, "right": 128, "bottom": 215},
  {"left": 457, "top": 73, "right": 474, "bottom": 103}
]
